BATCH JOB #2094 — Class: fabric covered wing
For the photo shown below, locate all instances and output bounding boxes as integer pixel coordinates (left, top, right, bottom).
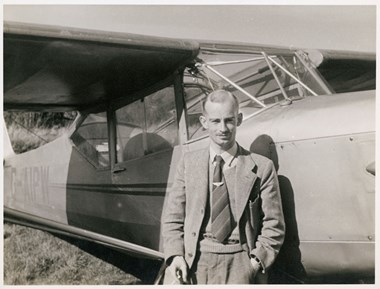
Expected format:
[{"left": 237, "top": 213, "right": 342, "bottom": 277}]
[{"left": 4, "top": 22, "right": 199, "bottom": 111}]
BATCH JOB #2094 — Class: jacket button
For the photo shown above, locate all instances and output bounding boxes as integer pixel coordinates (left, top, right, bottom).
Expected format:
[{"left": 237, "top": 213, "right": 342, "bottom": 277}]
[
  {"left": 200, "top": 209, "right": 204, "bottom": 214},
  {"left": 192, "top": 232, "right": 196, "bottom": 237},
  {"left": 188, "top": 253, "right": 193, "bottom": 258}
]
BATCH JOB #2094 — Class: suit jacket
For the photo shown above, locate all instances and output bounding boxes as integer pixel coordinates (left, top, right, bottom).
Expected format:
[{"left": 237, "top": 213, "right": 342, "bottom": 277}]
[{"left": 161, "top": 144, "right": 285, "bottom": 273}]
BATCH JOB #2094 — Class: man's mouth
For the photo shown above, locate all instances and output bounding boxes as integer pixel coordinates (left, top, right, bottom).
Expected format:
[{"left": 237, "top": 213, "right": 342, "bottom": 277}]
[{"left": 218, "top": 134, "right": 230, "bottom": 139}]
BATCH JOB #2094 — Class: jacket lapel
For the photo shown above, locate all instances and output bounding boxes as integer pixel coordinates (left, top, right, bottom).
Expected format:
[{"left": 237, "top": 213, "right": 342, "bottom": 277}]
[
  {"left": 235, "top": 146, "right": 257, "bottom": 222},
  {"left": 190, "top": 148, "right": 209, "bottom": 210}
]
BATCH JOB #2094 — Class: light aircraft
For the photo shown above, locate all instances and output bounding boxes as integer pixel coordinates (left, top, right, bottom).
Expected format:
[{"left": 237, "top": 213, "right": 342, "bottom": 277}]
[{"left": 3, "top": 21, "right": 375, "bottom": 284}]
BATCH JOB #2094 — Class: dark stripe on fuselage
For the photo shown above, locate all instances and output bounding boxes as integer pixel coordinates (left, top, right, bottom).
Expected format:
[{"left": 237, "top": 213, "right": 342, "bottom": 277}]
[
  {"left": 67, "top": 183, "right": 169, "bottom": 188},
  {"left": 66, "top": 183, "right": 169, "bottom": 196}
]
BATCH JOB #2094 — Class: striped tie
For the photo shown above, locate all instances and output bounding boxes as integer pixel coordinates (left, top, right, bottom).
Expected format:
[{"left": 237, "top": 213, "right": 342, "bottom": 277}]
[{"left": 211, "top": 155, "right": 232, "bottom": 243}]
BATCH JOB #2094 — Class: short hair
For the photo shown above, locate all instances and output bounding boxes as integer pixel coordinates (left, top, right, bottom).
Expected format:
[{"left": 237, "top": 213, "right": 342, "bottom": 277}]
[{"left": 202, "top": 90, "right": 239, "bottom": 114}]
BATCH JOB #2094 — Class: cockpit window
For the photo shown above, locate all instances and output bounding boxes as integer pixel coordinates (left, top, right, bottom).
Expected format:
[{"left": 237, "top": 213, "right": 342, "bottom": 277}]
[
  {"left": 71, "top": 112, "right": 109, "bottom": 168},
  {"left": 183, "top": 49, "right": 330, "bottom": 141},
  {"left": 184, "top": 85, "right": 209, "bottom": 140},
  {"left": 115, "top": 85, "right": 178, "bottom": 163},
  {"left": 198, "top": 52, "right": 323, "bottom": 107}
]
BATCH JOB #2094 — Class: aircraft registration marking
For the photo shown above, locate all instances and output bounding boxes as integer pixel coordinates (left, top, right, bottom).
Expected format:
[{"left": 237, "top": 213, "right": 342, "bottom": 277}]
[{"left": 11, "top": 166, "right": 50, "bottom": 204}]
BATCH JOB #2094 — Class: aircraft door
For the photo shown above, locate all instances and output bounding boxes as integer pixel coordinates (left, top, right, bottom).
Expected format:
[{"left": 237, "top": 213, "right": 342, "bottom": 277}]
[
  {"left": 111, "top": 85, "right": 180, "bottom": 251},
  {"left": 67, "top": 111, "right": 114, "bottom": 234}
]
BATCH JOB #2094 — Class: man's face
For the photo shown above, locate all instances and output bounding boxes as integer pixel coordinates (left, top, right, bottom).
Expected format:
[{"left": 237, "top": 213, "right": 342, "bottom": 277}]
[{"left": 200, "top": 98, "right": 242, "bottom": 151}]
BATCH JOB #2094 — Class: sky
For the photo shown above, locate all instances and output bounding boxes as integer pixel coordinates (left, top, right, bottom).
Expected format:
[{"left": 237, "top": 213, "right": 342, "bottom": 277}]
[{"left": 3, "top": 4, "right": 377, "bottom": 52}]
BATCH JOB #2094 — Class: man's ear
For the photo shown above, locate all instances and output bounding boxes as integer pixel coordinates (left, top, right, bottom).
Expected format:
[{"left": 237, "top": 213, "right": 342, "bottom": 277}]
[
  {"left": 199, "top": 115, "right": 208, "bottom": 130},
  {"left": 237, "top": 112, "right": 243, "bottom": 126}
]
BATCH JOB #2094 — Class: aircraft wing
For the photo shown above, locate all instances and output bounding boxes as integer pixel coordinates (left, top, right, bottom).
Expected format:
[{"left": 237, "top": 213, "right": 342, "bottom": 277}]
[
  {"left": 4, "top": 22, "right": 199, "bottom": 111},
  {"left": 304, "top": 49, "right": 376, "bottom": 93}
]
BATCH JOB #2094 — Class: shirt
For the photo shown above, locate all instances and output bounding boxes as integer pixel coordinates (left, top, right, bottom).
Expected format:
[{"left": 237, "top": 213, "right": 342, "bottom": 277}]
[{"left": 209, "top": 142, "right": 238, "bottom": 191}]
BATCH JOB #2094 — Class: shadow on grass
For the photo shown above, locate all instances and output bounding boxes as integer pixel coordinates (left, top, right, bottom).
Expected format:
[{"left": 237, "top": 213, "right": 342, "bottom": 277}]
[{"left": 53, "top": 233, "right": 162, "bottom": 284}]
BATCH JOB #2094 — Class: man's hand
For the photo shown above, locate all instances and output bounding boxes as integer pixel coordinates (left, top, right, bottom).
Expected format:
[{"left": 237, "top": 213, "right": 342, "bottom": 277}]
[
  {"left": 250, "top": 257, "right": 262, "bottom": 278},
  {"left": 169, "top": 256, "right": 189, "bottom": 284}
]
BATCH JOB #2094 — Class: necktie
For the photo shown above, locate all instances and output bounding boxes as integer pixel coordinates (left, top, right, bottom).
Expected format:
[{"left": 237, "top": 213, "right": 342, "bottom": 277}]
[{"left": 211, "top": 155, "right": 232, "bottom": 243}]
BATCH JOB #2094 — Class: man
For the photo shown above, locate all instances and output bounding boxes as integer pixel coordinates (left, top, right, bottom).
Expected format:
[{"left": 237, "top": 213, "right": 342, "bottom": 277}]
[{"left": 161, "top": 90, "right": 285, "bottom": 284}]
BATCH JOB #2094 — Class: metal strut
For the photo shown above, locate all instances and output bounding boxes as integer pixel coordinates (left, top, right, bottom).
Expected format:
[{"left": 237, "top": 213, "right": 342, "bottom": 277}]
[{"left": 202, "top": 63, "right": 267, "bottom": 108}]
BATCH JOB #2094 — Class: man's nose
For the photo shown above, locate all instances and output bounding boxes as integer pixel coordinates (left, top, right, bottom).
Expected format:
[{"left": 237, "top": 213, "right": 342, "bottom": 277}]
[{"left": 219, "top": 121, "right": 228, "bottom": 131}]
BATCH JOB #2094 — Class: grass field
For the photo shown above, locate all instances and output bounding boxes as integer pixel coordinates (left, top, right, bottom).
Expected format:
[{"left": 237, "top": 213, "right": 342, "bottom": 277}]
[{"left": 4, "top": 222, "right": 161, "bottom": 285}]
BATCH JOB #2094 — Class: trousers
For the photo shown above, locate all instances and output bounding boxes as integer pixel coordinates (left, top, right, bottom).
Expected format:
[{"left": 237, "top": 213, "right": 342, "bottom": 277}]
[{"left": 163, "top": 250, "right": 256, "bottom": 284}]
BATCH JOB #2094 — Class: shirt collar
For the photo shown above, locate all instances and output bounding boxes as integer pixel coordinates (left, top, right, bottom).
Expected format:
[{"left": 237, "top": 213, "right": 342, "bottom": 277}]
[{"left": 210, "top": 142, "right": 238, "bottom": 167}]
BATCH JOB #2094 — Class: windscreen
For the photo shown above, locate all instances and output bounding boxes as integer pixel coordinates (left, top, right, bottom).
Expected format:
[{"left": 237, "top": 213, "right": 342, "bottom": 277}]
[{"left": 183, "top": 48, "right": 329, "bottom": 140}]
